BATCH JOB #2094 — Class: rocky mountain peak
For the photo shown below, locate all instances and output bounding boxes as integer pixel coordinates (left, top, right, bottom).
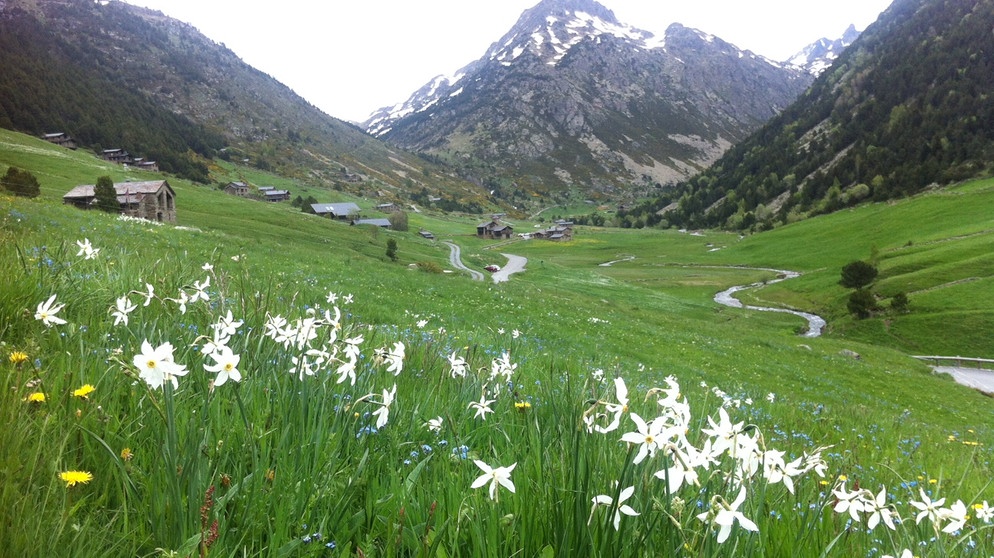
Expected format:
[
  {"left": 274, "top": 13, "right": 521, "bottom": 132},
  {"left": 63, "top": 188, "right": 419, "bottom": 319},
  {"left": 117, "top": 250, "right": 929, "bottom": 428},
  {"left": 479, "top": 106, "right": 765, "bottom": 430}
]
[
  {"left": 786, "top": 24, "right": 862, "bottom": 76},
  {"left": 484, "top": 0, "right": 661, "bottom": 68}
]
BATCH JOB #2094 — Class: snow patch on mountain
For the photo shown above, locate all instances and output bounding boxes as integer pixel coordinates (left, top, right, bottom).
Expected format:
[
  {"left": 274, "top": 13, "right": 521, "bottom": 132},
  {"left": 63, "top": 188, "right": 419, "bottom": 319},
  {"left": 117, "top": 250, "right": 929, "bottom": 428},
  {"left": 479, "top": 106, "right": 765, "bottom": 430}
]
[{"left": 785, "top": 24, "right": 861, "bottom": 76}]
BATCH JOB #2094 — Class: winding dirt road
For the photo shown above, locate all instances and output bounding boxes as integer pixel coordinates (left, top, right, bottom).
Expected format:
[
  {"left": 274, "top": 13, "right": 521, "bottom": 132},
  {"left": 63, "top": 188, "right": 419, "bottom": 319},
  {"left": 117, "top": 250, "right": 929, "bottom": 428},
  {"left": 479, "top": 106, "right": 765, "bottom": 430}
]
[
  {"left": 443, "top": 242, "right": 527, "bottom": 283},
  {"left": 444, "top": 241, "right": 485, "bottom": 281},
  {"left": 491, "top": 254, "right": 527, "bottom": 283}
]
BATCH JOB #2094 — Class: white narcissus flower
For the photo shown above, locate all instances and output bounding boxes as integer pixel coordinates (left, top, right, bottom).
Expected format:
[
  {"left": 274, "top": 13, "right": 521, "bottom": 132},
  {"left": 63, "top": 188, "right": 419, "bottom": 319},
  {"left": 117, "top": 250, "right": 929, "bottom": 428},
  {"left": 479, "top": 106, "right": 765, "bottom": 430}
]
[
  {"left": 426, "top": 416, "right": 443, "bottom": 433},
  {"left": 594, "top": 377, "right": 630, "bottom": 434},
  {"left": 701, "top": 407, "right": 745, "bottom": 457},
  {"left": 344, "top": 335, "right": 364, "bottom": 361},
  {"left": 940, "top": 500, "right": 968, "bottom": 534},
  {"left": 202, "top": 262, "right": 213, "bottom": 271},
  {"left": 882, "top": 551, "right": 913, "bottom": 558},
  {"left": 762, "top": 449, "right": 803, "bottom": 494},
  {"left": 133, "top": 340, "right": 189, "bottom": 390},
  {"left": 204, "top": 345, "right": 242, "bottom": 386},
  {"left": 975, "top": 500, "right": 994, "bottom": 523},
  {"left": 832, "top": 481, "right": 867, "bottom": 522},
  {"left": 619, "top": 413, "right": 667, "bottom": 465},
  {"left": 190, "top": 276, "right": 210, "bottom": 303},
  {"left": 448, "top": 351, "right": 468, "bottom": 378},
  {"left": 866, "top": 486, "right": 897, "bottom": 531},
  {"left": 213, "top": 310, "right": 243, "bottom": 338},
  {"left": 168, "top": 289, "right": 190, "bottom": 314},
  {"left": 490, "top": 351, "right": 517, "bottom": 381},
  {"left": 35, "top": 294, "right": 67, "bottom": 327},
  {"left": 381, "top": 341, "right": 405, "bottom": 375},
  {"left": 111, "top": 295, "right": 137, "bottom": 326},
  {"left": 590, "top": 485, "right": 640, "bottom": 531},
  {"left": 470, "top": 460, "right": 516, "bottom": 501},
  {"left": 335, "top": 356, "right": 357, "bottom": 386},
  {"left": 75, "top": 238, "right": 100, "bottom": 259},
  {"left": 910, "top": 487, "right": 946, "bottom": 526},
  {"left": 468, "top": 393, "right": 496, "bottom": 420},
  {"left": 697, "top": 487, "right": 758, "bottom": 543},
  {"left": 371, "top": 384, "right": 396, "bottom": 429},
  {"left": 140, "top": 283, "right": 155, "bottom": 306}
]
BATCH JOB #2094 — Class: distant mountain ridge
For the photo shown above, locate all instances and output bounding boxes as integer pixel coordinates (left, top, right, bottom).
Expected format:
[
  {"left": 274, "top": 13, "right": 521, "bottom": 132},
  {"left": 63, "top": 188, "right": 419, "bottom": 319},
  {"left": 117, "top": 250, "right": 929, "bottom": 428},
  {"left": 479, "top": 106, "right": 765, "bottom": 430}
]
[
  {"left": 364, "top": 0, "right": 815, "bottom": 201},
  {"left": 0, "top": 0, "right": 485, "bottom": 205},
  {"left": 626, "top": 0, "right": 994, "bottom": 231}
]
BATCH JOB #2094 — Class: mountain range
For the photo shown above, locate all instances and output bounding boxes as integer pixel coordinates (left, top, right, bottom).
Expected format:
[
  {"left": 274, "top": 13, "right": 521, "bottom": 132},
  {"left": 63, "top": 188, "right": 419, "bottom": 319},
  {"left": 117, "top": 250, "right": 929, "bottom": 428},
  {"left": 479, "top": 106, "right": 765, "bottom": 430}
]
[
  {"left": 627, "top": 0, "right": 994, "bottom": 231},
  {"left": 364, "top": 0, "right": 839, "bottom": 203},
  {"left": 10, "top": 0, "right": 976, "bottom": 229}
]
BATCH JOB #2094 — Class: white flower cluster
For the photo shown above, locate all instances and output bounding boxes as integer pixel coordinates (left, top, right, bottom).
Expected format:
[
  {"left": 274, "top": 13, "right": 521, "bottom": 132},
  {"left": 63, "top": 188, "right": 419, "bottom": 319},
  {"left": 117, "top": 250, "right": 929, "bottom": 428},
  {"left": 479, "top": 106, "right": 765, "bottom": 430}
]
[{"left": 584, "top": 375, "right": 829, "bottom": 543}]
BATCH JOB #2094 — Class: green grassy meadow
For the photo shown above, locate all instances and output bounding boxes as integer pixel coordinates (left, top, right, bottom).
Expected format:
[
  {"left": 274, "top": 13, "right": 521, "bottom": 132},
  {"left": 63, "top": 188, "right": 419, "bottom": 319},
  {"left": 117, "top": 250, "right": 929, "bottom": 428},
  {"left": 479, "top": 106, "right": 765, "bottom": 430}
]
[{"left": 3, "top": 128, "right": 994, "bottom": 557}]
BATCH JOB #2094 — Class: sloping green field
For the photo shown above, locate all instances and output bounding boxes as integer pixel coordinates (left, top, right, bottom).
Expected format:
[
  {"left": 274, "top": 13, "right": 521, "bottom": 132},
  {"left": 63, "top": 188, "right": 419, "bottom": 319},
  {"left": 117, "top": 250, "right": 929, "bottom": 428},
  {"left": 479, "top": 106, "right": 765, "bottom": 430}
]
[{"left": 2, "top": 129, "right": 993, "bottom": 557}]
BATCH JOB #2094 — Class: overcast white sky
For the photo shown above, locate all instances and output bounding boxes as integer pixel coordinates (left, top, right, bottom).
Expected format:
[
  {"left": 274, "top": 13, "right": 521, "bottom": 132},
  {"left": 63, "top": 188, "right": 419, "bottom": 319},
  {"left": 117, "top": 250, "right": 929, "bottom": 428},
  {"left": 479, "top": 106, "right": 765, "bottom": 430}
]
[{"left": 123, "top": 0, "right": 893, "bottom": 123}]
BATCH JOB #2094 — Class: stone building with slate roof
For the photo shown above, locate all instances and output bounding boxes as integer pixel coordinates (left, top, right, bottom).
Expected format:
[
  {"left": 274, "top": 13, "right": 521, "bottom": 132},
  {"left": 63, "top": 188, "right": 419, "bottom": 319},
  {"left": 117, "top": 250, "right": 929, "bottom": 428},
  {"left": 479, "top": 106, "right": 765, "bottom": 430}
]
[{"left": 63, "top": 180, "right": 176, "bottom": 223}]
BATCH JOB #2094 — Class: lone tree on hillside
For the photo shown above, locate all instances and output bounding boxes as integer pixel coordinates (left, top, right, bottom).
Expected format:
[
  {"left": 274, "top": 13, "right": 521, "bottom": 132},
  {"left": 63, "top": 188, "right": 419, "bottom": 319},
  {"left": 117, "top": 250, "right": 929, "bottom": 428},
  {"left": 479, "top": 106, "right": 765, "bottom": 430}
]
[
  {"left": 1, "top": 166, "right": 41, "bottom": 198},
  {"left": 847, "top": 289, "right": 879, "bottom": 319},
  {"left": 386, "top": 239, "right": 398, "bottom": 262},
  {"left": 840, "top": 260, "right": 878, "bottom": 289},
  {"left": 94, "top": 175, "right": 119, "bottom": 213},
  {"left": 388, "top": 210, "right": 409, "bottom": 232}
]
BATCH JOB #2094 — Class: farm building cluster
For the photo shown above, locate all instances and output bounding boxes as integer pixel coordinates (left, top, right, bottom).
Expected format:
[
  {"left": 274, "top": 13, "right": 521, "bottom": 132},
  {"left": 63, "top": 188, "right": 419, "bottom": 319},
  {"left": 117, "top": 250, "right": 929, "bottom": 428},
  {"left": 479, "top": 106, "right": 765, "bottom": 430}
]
[{"left": 477, "top": 217, "right": 574, "bottom": 241}]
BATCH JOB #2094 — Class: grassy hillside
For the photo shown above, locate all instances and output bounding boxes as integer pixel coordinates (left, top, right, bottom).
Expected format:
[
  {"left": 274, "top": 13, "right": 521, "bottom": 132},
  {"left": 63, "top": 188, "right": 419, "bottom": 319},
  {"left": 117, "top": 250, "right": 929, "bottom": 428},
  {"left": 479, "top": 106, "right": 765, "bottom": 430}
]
[{"left": 2, "top": 129, "right": 994, "bottom": 557}]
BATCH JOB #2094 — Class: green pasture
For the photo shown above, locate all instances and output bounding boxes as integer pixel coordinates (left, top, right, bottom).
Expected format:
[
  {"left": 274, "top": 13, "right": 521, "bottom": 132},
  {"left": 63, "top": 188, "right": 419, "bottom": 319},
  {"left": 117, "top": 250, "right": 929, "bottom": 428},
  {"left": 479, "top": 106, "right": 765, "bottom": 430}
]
[{"left": 2, "top": 128, "right": 994, "bottom": 557}]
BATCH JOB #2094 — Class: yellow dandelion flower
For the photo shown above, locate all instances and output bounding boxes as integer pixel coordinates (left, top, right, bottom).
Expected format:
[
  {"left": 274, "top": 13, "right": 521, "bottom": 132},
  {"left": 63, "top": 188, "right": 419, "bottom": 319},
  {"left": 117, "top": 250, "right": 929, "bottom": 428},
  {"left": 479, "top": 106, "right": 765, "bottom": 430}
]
[
  {"left": 59, "top": 470, "right": 93, "bottom": 487},
  {"left": 837, "top": 474, "right": 848, "bottom": 482},
  {"left": 963, "top": 441, "right": 981, "bottom": 446},
  {"left": 73, "top": 384, "right": 96, "bottom": 399},
  {"left": 514, "top": 401, "right": 532, "bottom": 412},
  {"left": 929, "top": 478, "right": 938, "bottom": 485},
  {"left": 120, "top": 448, "right": 134, "bottom": 461},
  {"left": 25, "top": 392, "right": 46, "bottom": 403},
  {"left": 9, "top": 351, "right": 28, "bottom": 365}
]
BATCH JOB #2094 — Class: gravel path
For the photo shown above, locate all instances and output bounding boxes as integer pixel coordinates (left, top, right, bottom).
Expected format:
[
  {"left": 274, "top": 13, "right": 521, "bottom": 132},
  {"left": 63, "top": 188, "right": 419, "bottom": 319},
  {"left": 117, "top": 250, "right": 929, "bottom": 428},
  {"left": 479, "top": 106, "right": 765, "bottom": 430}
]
[
  {"left": 933, "top": 366, "right": 994, "bottom": 394},
  {"left": 443, "top": 241, "right": 484, "bottom": 281},
  {"left": 491, "top": 253, "right": 527, "bottom": 283}
]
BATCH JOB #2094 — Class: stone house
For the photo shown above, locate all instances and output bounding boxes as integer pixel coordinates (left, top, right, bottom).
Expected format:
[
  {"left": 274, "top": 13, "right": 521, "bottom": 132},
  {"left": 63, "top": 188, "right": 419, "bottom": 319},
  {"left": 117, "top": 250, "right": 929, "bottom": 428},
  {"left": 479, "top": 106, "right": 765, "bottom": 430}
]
[
  {"left": 42, "top": 132, "right": 77, "bottom": 150},
  {"left": 311, "top": 202, "right": 361, "bottom": 220},
  {"left": 224, "top": 181, "right": 250, "bottom": 196},
  {"left": 477, "top": 219, "right": 514, "bottom": 239},
  {"left": 62, "top": 180, "right": 177, "bottom": 223},
  {"left": 101, "top": 148, "right": 133, "bottom": 165}
]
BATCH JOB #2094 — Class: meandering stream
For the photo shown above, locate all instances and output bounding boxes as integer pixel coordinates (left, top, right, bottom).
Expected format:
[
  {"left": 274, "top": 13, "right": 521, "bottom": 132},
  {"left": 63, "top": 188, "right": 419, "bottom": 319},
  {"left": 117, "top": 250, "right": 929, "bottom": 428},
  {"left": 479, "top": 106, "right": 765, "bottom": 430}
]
[{"left": 713, "top": 269, "right": 826, "bottom": 338}]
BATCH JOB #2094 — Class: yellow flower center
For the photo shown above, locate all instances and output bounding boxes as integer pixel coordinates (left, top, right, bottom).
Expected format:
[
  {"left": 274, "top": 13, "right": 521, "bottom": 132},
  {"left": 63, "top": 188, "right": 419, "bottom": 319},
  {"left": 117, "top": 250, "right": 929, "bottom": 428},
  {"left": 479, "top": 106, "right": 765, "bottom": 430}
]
[
  {"left": 224, "top": 363, "right": 234, "bottom": 371},
  {"left": 147, "top": 360, "right": 157, "bottom": 369},
  {"left": 645, "top": 435, "right": 655, "bottom": 445}
]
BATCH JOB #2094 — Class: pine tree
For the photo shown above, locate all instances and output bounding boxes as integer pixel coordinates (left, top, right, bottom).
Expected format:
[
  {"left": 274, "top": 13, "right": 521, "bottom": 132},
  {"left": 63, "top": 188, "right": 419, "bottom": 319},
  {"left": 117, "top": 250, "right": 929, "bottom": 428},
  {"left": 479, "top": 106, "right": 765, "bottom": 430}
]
[
  {"left": 94, "top": 175, "right": 119, "bottom": 213},
  {"left": 1, "top": 167, "right": 41, "bottom": 198}
]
